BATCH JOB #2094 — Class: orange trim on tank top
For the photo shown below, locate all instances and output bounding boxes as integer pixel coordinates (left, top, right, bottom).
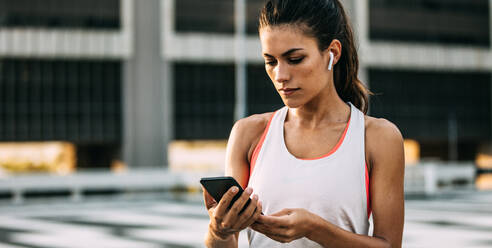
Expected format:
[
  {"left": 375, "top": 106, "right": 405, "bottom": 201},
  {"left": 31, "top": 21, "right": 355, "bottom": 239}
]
[
  {"left": 298, "top": 118, "right": 350, "bottom": 161},
  {"left": 249, "top": 111, "right": 277, "bottom": 177},
  {"left": 365, "top": 162, "right": 372, "bottom": 218}
]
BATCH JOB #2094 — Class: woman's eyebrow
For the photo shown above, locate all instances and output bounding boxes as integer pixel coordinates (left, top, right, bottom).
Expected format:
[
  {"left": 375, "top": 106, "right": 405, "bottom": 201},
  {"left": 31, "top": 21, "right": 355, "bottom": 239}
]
[
  {"left": 263, "top": 48, "right": 304, "bottom": 58},
  {"left": 281, "top": 48, "right": 303, "bottom": 57}
]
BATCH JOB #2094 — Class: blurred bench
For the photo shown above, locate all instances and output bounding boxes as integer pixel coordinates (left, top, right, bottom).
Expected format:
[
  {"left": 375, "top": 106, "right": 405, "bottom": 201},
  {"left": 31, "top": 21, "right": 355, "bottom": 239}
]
[
  {"left": 168, "top": 140, "right": 227, "bottom": 173},
  {"left": 0, "top": 169, "right": 215, "bottom": 204},
  {"left": 0, "top": 142, "right": 75, "bottom": 174},
  {"left": 404, "top": 162, "right": 476, "bottom": 195},
  {"left": 0, "top": 140, "right": 227, "bottom": 204}
]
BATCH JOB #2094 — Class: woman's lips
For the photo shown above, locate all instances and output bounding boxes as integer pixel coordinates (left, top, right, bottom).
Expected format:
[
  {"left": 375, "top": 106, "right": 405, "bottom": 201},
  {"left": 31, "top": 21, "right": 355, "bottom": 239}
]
[{"left": 279, "top": 88, "right": 300, "bottom": 96}]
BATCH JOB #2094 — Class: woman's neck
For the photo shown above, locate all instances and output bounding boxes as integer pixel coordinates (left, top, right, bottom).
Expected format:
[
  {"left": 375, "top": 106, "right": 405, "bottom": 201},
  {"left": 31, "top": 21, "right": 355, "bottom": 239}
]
[{"left": 287, "top": 87, "right": 350, "bottom": 129}]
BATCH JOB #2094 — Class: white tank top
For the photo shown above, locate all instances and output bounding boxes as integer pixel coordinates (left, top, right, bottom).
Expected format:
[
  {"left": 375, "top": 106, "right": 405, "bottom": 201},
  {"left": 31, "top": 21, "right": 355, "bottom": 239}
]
[{"left": 247, "top": 103, "right": 370, "bottom": 247}]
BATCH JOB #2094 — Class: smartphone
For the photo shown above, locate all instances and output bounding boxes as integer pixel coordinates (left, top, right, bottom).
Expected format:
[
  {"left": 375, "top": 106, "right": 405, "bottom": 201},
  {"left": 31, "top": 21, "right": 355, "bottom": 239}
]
[{"left": 200, "top": 176, "right": 251, "bottom": 212}]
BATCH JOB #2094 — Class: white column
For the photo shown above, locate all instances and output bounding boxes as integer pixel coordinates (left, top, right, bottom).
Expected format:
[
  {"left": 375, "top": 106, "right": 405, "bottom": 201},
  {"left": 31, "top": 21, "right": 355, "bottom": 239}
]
[
  {"left": 353, "top": 0, "right": 371, "bottom": 113},
  {"left": 234, "top": 0, "right": 247, "bottom": 121},
  {"left": 124, "top": 0, "right": 166, "bottom": 167},
  {"left": 354, "top": 0, "right": 370, "bottom": 84},
  {"left": 490, "top": 0, "right": 492, "bottom": 143},
  {"left": 356, "top": 0, "right": 370, "bottom": 61},
  {"left": 160, "top": 0, "right": 174, "bottom": 166}
]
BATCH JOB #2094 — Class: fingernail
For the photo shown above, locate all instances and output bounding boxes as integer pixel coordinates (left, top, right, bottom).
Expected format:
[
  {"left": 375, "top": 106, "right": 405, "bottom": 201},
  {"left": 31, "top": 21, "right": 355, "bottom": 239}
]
[
  {"left": 253, "top": 194, "right": 258, "bottom": 200},
  {"left": 259, "top": 201, "right": 262, "bottom": 207},
  {"left": 231, "top": 186, "right": 238, "bottom": 193},
  {"left": 245, "top": 187, "right": 253, "bottom": 194}
]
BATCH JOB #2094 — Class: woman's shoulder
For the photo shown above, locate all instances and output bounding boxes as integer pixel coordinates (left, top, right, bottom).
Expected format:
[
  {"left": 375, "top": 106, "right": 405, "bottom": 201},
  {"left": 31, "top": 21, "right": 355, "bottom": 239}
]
[
  {"left": 364, "top": 115, "right": 403, "bottom": 141},
  {"left": 232, "top": 112, "right": 275, "bottom": 144},
  {"left": 230, "top": 112, "right": 275, "bottom": 162},
  {"left": 364, "top": 115, "right": 404, "bottom": 170}
]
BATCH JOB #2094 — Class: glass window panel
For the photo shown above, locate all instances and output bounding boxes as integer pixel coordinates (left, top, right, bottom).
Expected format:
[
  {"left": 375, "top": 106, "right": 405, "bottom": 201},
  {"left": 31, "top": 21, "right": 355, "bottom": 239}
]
[
  {"left": 0, "top": 0, "right": 120, "bottom": 29},
  {"left": 369, "top": 0, "right": 490, "bottom": 47},
  {"left": 247, "top": 64, "right": 283, "bottom": 114},
  {"left": 369, "top": 68, "right": 491, "bottom": 142},
  {"left": 0, "top": 58, "right": 122, "bottom": 143},
  {"left": 173, "top": 62, "right": 235, "bottom": 139}
]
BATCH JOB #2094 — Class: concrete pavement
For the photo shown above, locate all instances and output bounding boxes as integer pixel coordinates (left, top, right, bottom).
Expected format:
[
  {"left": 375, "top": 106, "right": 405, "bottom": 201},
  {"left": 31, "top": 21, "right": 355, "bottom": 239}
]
[{"left": 0, "top": 190, "right": 491, "bottom": 247}]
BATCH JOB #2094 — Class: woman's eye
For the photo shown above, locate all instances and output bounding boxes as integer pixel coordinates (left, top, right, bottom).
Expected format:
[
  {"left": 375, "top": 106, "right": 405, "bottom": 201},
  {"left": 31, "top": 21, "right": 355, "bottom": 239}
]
[
  {"left": 265, "top": 61, "right": 277, "bottom": 66},
  {"left": 289, "top": 57, "right": 304, "bottom": 64}
]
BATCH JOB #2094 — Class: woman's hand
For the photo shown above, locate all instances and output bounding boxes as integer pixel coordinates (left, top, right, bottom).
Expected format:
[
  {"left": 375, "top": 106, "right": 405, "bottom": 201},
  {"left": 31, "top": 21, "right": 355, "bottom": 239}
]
[
  {"left": 203, "top": 186, "right": 263, "bottom": 240},
  {"left": 251, "top": 208, "right": 316, "bottom": 243}
]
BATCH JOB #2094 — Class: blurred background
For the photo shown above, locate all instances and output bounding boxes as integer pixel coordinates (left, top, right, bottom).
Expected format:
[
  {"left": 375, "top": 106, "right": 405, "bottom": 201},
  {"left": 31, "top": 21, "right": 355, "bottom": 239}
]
[{"left": 0, "top": 0, "right": 491, "bottom": 247}]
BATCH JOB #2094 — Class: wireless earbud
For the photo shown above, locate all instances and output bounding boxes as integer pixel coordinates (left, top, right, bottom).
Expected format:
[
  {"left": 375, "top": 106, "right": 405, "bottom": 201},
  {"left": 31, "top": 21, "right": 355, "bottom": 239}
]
[{"left": 328, "top": 52, "right": 334, "bottom": 71}]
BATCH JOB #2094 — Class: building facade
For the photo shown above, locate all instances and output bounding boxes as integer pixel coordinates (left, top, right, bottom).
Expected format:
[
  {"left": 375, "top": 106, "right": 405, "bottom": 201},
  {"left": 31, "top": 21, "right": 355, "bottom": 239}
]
[{"left": 0, "top": 0, "right": 491, "bottom": 168}]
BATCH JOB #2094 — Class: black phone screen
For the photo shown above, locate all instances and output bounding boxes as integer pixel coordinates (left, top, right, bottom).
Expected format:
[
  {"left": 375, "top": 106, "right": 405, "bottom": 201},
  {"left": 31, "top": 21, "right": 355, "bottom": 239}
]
[{"left": 200, "top": 176, "right": 250, "bottom": 211}]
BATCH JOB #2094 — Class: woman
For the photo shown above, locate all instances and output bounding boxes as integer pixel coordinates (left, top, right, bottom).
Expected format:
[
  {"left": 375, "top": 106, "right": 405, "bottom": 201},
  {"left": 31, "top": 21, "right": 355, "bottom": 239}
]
[{"left": 203, "top": 0, "right": 404, "bottom": 247}]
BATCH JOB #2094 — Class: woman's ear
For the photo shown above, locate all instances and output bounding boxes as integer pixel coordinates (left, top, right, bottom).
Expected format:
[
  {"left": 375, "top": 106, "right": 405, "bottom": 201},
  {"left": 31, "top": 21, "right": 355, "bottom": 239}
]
[{"left": 326, "top": 39, "right": 342, "bottom": 70}]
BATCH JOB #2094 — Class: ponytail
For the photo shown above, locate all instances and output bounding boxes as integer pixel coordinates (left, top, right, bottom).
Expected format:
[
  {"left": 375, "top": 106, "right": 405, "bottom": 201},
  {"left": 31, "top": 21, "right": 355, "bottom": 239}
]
[{"left": 332, "top": 0, "right": 371, "bottom": 114}]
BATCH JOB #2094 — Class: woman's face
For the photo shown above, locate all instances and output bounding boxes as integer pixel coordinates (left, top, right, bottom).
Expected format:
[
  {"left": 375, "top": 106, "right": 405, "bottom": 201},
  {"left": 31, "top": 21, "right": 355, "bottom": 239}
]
[{"left": 259, "top": 25, "right": 332, "bottom": 108}]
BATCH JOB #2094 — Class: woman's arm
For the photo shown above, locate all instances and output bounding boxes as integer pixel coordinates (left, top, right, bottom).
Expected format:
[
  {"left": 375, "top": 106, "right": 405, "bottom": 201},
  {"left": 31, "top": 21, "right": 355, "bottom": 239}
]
[
  {"left": 366, "top": 118, "right": 405, "bottom": 247},
  {"left": 251, "top": 118, "right": 404, "bottom": 247},
  {"left": 204, "top": 114, "right": 271, "bottom": 247}
]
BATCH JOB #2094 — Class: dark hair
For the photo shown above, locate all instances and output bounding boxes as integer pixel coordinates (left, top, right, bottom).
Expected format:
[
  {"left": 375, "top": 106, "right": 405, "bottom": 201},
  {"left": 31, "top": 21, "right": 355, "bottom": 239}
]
[{"left": 259, "top": 0, "right": 371, "bottom": 114}]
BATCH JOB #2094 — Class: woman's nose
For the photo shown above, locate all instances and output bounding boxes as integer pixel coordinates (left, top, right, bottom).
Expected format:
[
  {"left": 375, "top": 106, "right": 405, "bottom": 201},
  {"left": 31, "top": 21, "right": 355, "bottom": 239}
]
[{"left": 274, "top": 63, "right": 289, "bottom": 82}]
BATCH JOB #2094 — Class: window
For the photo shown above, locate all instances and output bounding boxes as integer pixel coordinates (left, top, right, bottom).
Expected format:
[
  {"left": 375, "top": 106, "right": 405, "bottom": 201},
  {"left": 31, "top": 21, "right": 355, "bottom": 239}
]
[
  {"left": 0, "top": 59, "right": 122, "bottom": 143},
  {"left": 175, "top": 0, "right": 265, "bottom": 34},
  {"left": 369, "top": 0, "right": 490, "bottom": 47},
  {"left": 247, "top": 64, "right": 283, "bottom": 114},
  {"left": 173, "top": 62, "right": 283, "bottom": 140},
  {"left": 175, "top": 0, "right": 234, "bottom": 34},
  {"left": 0, "top": 0, "right": 120, "bottom": 29},
  {"left": 174, "top": 62, "right": 235, "bottom": 139},
  {"left": 246, "top": 0, "right": 265, "bottom": 35},
  {"left": 369, "top": 68, "right": 491, "bottom": 142}
]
